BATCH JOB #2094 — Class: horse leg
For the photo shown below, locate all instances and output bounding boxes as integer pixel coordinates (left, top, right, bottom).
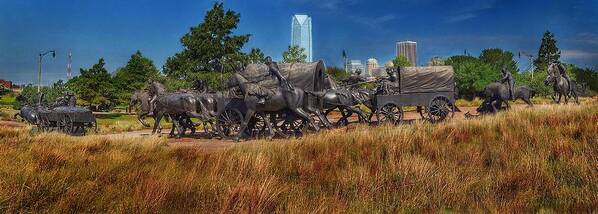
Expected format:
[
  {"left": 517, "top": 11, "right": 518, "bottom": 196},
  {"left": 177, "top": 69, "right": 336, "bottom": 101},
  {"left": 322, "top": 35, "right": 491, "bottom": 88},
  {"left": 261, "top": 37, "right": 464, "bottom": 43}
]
[
  {"left": 572, "top": 90, "right": 580, "bottom": 104},
  {"left": 152, "top": 112, "right": 163, "bottom": 135},
  {"left": 169, "top": 115, "right": 176, "bottom": 137},
  {"left": 524, "top": 96, "right": 534, "bottom": 108},
  {"left": 171, "top": 116, "right": 183, "bottom": 138},
  {"left": 263, "top": 114, "right": 275, "bottom": 140},
  {"left": 357, "top": 106, "right": 370, "bottom": 123},
  {"left": 557, "top": 93, "right": 562, "bottom": 104},
  {"left": 291, "top": 107, "right": 319, "bottom": 132},
  {"left": 138, "top": 112, "right": 150, "bottom": 127},
  {"left": 308, "top": 108, "right": 333, "bottom": 129},
  {"left": 503, "top": 99, "right": 511, "bottom": 109},
  {"left": 491, "top": 100, "right": 499, "bottom": 113},
  {"left": 236, "top": 109, "right": 255, "bottom": 142},
  {"left": 347, "top": 106, "right": 368, "bottom": 123}
]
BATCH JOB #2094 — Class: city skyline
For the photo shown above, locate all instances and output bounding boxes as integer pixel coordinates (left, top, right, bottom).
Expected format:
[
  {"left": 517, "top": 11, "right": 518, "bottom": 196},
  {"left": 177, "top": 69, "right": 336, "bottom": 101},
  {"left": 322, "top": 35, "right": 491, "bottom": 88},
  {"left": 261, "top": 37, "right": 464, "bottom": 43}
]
[{"left": 0, "top": 0, "right": 597, "bottom": 85}]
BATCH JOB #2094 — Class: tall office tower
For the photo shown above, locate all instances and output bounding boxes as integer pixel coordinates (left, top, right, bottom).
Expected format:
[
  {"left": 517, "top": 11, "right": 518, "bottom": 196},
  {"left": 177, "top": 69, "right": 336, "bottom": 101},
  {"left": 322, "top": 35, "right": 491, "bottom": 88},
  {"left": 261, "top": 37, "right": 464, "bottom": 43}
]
[
  {"left": 396, "top": 41, "right": 417, "bottom": 66},
  {"left": 366, "top": 58, "right": 379, "bottom": 77},
  {"left": 291, "top": 14, "right": 312, "bottom": 62}
]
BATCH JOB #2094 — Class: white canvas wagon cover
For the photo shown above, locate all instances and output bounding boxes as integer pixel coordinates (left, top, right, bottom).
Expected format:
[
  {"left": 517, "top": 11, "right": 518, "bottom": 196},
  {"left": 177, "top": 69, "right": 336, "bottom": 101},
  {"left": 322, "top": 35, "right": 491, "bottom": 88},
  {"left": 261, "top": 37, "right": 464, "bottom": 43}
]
[
  {"left": 399, "top": 66, "right": 455, "bottom": 93},
  {"left": 241, "top": 61, "right": 328, "bottom": 92}
]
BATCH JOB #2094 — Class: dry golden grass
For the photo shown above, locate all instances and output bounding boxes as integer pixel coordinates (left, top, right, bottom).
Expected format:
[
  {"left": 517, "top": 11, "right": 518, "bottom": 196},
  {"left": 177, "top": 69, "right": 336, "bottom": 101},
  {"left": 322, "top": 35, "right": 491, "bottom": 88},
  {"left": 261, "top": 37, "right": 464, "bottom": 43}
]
[{"left": 0, "top": 103, "right": 596, "bottom": 212}]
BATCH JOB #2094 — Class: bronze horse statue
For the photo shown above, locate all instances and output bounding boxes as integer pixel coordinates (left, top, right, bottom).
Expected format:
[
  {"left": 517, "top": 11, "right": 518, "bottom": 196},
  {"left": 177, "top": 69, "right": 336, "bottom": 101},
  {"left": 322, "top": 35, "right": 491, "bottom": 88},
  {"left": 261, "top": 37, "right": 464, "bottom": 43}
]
[
  {"left": 129, "top": 90, "right": 152, "bottom": 127},
  {"left": 148, "top": 81, "right": 212, "bottom": 138},
  {"left": 545, "top": 63, "right": 579, "bottom": 104},
  {"left": 481, "top": 82, "right": 535, "bottom": 113}
]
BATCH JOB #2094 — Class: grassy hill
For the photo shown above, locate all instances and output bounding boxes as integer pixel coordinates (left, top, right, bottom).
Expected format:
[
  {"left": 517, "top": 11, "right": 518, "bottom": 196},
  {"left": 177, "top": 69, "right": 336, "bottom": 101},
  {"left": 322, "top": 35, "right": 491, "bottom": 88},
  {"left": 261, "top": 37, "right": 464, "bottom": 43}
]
[{"left": 0, "top": 103, "right": 596, "bottom": 212}]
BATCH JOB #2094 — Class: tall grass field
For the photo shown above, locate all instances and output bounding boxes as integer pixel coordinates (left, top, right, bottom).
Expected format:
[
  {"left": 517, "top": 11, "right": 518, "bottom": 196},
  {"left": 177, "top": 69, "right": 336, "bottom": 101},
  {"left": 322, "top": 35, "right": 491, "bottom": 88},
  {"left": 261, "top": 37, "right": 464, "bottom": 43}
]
[{"left": 0, "top": 103, "right": 596, "bottom": 212}]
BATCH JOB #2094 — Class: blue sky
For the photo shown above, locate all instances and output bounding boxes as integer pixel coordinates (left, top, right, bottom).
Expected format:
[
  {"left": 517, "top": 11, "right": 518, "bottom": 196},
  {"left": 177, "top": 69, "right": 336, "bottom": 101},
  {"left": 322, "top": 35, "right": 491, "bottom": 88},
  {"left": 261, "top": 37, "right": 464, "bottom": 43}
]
[{"left": 1, "top": 0, "right": 597, "bottom": 85}]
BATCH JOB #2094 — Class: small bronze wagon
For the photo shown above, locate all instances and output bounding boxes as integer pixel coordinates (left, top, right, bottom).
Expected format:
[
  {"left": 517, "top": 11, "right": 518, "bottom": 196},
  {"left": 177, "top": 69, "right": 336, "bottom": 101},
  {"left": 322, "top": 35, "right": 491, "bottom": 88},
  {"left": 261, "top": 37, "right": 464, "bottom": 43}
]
[
  {"left": 37, "top": 106, "right": 97, "bottom": 135},
  {"left": 375, "top": 66, "right": 457, "bottom": 124}
]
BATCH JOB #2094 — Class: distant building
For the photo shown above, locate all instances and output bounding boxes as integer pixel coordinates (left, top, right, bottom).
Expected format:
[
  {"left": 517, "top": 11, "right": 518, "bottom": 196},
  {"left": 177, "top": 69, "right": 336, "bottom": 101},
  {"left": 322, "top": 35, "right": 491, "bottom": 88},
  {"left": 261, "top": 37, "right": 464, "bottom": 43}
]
[
  {"left": 0, "top": 79, "right": 12, "bottom": 89},
  {"left": 347, "top": 60, "right": 365, "bottom": 74},
  {"left": 291, "top": 14, "right": 313, "bottom": 62},
  {"left": 366, "top": 58, "right": 378, "bottom": 77},
  {"left": 427, "top": 57, "right": 446, "bottom": 66},
  {"left": 370, "top": 67, "right": 387, "bottom": 78},
  {"left": 396, "top": 41, "right": 417, "bottom": 66}
]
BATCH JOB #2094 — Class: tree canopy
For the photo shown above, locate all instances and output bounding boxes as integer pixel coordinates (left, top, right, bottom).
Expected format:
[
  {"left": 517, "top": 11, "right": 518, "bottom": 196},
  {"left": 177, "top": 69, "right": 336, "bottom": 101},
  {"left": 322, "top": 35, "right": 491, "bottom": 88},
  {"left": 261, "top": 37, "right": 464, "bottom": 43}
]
[
  {"left": 67, "top": 58, "right": 115, "bottom": 110},
  {"left": 479, "top": 48, "right": 518, "bottom": 74},
  {"left": 446, "top": 55, "right": 498, "bottom": 98},
  {"left": 534, "top": 31, "right": 560, "bottom": 72},
  {"left": 163, "top": 2, "right": 250, "bottom": 79},
  {"left": 282, "top": 45, "right": 307, "bottom": 63},
  {"left": 392, "top": 55, "right": 412, "bottom": 68},
  {"left": 247, "top": 48, "right": 265, "bottom": 64},
  {"left": 112, "top": 51, "right": 159, "bottom": 104}
]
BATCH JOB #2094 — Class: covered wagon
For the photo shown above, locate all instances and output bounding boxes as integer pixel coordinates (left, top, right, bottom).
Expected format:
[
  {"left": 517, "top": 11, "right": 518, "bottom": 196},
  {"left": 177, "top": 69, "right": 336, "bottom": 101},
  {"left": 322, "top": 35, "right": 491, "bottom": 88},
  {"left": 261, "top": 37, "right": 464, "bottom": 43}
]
[
  {"left": 376, "top": 66, "right": 456, "bottom": 123},
  {"left": 214, "top": 61, "right": 332, "bottom": 139}
]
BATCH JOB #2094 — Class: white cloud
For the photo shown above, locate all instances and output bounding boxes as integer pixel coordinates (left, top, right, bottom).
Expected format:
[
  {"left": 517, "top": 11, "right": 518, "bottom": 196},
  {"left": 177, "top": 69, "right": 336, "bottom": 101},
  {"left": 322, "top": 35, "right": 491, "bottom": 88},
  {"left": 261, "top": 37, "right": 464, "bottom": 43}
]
[
  {"left": 561, "top": 50, "right": 598, "bottom": 60},
  {"left": 445, "top": 13, "right": 476, "bottom": 23},
  {"left": 574, "top": 33, "right": 598, "bottom": 45}
]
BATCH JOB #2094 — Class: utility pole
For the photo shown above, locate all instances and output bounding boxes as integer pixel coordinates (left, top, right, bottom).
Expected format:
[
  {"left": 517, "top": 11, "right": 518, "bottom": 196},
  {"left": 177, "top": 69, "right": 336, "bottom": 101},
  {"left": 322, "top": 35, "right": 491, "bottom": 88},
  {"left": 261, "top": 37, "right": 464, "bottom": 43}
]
[
  {"left": 518, "top": 51, "right": 536, "bottom": 79},
  {"left": 38, "top": 50, "right": 56, "bottom": 92},
  {"left": 67, "top": 51, "right": 72, "bottom": 79}
]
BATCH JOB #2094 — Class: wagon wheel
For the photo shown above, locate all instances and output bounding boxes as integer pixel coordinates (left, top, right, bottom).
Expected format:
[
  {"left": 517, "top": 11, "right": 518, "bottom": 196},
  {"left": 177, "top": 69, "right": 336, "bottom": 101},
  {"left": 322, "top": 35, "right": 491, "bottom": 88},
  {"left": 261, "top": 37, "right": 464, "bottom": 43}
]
[
  {"left": 215, "top": 108, "right": 243, "bottom": 139},
  {"left": 37, "top": 117, "right": 49, "bottom": 132},
  {"left": 248, "top": 113, "right": 270, "bottom": 139},
  {"left": 375, "top": 103, "right": 403, "bottom": 125},
  {"left": 61, "top": 115, "right": 74, "bottom": 134},
  {"left": 272, "top": 113, "right": 304, "bottom": 138},
  {"left": 424, "top": 96, "right": 454, "bottom": 123},
  {"left": 82, "top": 121, "right": 97, "bottom": 136}
]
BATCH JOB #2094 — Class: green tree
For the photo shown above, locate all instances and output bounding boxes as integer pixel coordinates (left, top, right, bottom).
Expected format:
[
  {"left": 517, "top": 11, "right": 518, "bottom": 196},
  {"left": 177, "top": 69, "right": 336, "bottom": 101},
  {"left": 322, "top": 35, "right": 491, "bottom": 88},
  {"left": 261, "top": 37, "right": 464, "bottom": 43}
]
[
  {"left": 534, "top": 31, "right": 560, "bottom": 72},
  {"left": 568, "top": 65, "right": 598, "bottom": 95},
  {"left": 247, "top": 48, "right": 265, "bottom": 64},
  {"left": 392, "top": 55, "right": 412, "bottom": 68},
  {"left": 282, "top": 45, "right": 307, "bottom": 63},
  {"left": 18, "top": 80, "right": 68, "bottom": 107},
  {"left": 479, "top": 48, "right": 518, "bottom": 74},
  {"left": 67, "top": 58, "right": 115, "bottom": 111},
  {"left": 446, "top": 55, "right": 498, "bottom": 98},
  {"left": 515, "top": 70, "right": 551, "bottom": 96},
  {"left": 163, "top": 2, "right": 250, "bottom": 80},
  {"left": 326, "top": 66, "right": 349, "bottom": 80},
  {"left": 112, "top": 51, "right": 160, "bottom": 105}
]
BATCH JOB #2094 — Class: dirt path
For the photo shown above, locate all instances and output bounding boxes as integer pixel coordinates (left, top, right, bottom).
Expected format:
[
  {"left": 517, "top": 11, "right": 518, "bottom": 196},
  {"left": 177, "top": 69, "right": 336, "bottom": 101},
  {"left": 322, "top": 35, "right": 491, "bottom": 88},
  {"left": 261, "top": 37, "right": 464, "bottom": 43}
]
[
  {"left": 0, "top": 104, "right": 545, "bottom": 151},
  {"left": 102, "top": 106, "right": 486, "bottom": 146}
]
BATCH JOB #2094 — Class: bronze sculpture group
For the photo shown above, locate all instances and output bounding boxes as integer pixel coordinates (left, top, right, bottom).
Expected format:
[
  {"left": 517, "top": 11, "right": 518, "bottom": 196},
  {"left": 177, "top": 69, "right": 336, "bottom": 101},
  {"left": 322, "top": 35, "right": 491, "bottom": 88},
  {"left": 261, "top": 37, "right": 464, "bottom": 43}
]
[{"left": 13, "top": 55, "right": 580, "bottom": 139}]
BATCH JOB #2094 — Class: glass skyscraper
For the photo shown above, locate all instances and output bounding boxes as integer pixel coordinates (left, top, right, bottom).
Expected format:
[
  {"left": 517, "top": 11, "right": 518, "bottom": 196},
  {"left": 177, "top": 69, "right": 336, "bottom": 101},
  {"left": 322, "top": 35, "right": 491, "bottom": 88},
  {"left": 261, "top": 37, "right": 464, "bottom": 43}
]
[{"left": 291, "top": 14, "right": 312, "bottom": 62}]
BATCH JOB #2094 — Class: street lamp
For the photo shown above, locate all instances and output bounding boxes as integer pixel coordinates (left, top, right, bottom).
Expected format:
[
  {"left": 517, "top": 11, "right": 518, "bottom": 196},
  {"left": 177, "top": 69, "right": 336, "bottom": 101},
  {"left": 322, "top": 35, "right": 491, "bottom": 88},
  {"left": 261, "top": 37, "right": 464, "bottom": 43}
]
[{"left": 38, "top": 50, "right": 56, "bottom": 92}]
